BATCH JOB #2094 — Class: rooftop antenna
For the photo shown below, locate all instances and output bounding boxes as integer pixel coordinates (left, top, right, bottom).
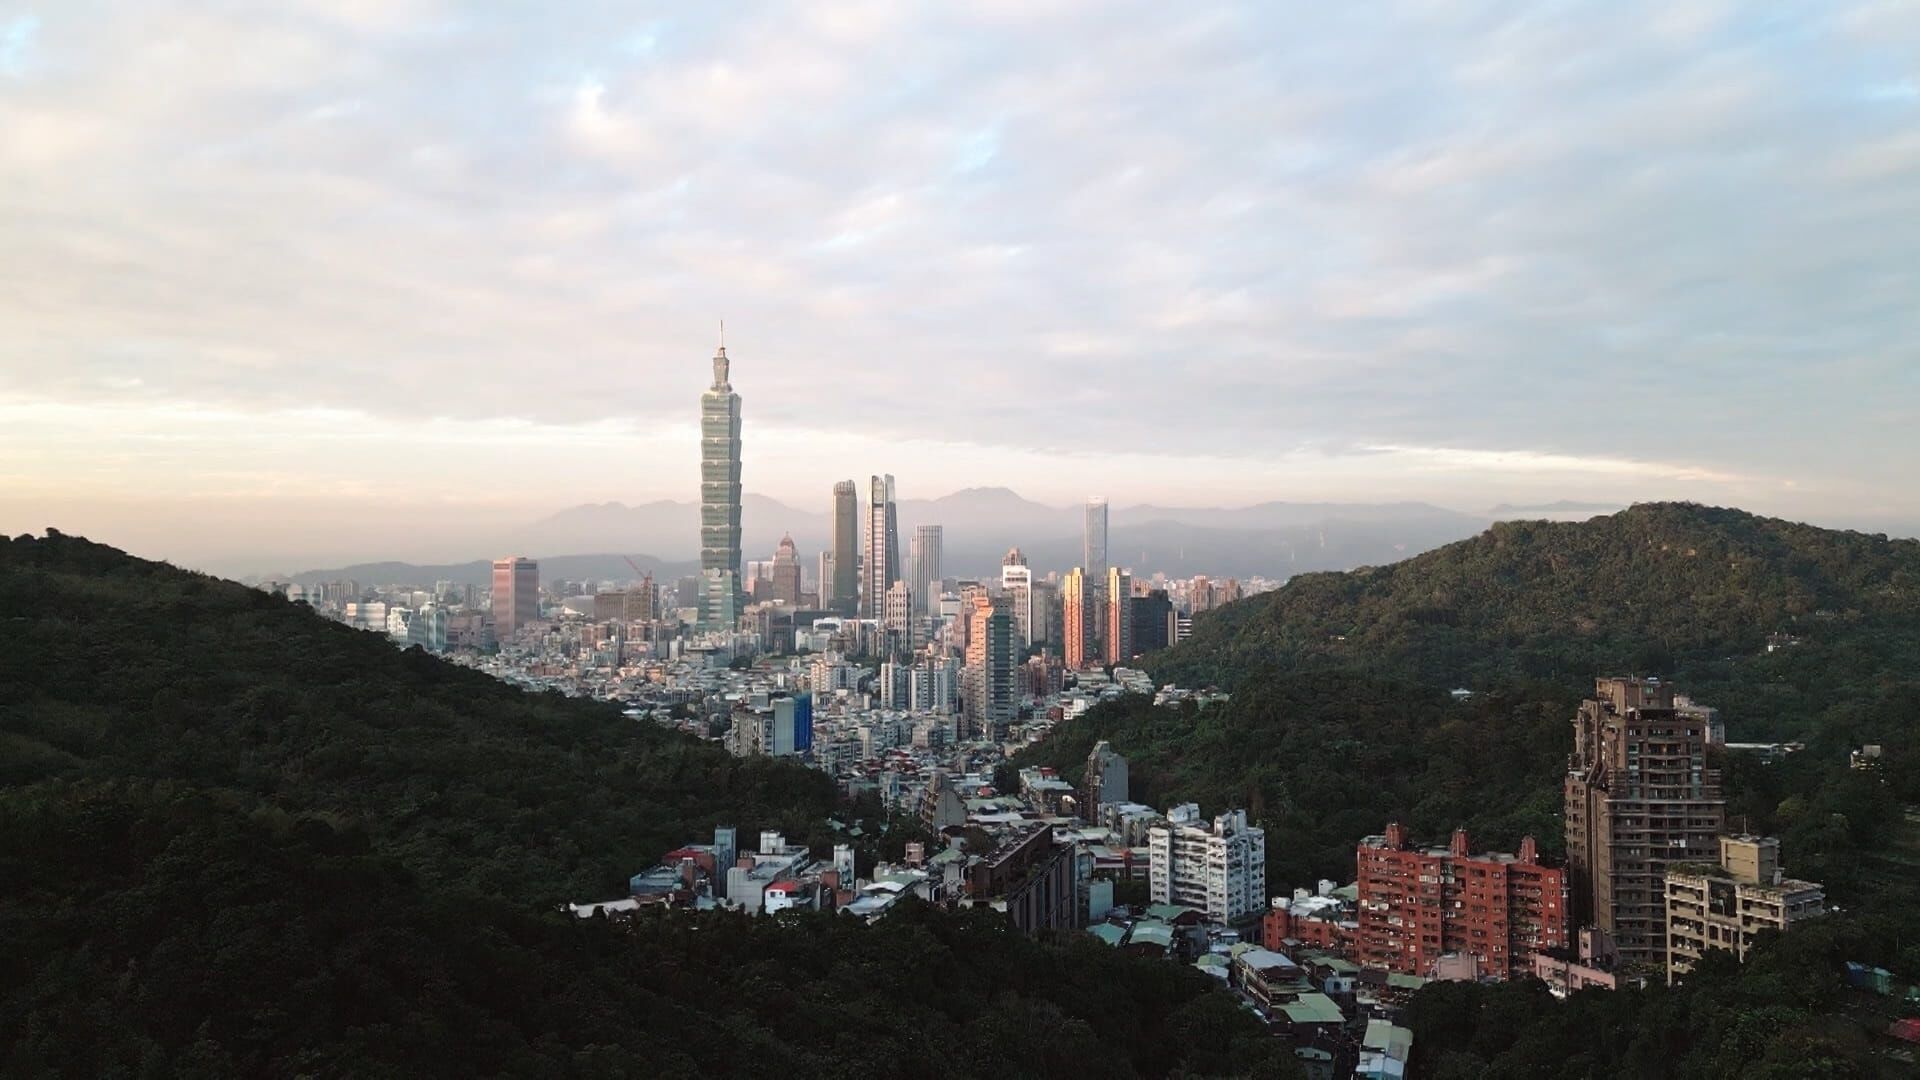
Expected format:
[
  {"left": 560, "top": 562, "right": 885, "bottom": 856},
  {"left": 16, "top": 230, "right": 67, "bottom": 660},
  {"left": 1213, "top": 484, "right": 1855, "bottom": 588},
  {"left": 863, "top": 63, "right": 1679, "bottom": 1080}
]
[{"left": 719, "top": 318, "right": 726, "bottom": 351}]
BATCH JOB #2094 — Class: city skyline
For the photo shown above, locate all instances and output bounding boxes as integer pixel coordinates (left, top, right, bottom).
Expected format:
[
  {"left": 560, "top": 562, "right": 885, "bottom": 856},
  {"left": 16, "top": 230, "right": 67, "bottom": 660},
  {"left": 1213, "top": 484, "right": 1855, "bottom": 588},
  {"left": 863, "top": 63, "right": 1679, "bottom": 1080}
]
[{"left": 4, "top": 3, "right": 1918, "bottom": 569}]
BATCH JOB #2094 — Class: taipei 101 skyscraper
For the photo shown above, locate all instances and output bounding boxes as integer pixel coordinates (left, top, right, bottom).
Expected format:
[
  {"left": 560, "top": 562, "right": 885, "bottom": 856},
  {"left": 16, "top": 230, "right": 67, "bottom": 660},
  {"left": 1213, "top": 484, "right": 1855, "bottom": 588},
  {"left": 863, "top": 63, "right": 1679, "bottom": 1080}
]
[{"left": 697, "top": 327, "right": 743, "bottom": 630}]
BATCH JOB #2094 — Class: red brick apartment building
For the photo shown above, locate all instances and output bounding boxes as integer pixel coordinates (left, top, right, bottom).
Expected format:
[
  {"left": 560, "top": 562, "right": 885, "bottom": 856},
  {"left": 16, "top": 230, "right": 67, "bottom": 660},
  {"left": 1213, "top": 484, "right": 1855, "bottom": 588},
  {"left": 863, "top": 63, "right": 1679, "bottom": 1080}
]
[{"left": 1357, "top": 823, "right": 1568, "bottom": 980}]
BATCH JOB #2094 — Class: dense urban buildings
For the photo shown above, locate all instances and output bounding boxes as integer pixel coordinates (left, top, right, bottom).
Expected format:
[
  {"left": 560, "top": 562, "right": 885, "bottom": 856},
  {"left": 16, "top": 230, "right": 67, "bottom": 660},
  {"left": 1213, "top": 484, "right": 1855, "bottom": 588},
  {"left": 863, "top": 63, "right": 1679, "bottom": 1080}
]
[
  {"left": 490, "top": 556, "right": 538, "bottom": 640},
  {"left": 1665, "top": 835, "right": 1826, "bottom": 984},
  {"left": 828, "top": 480, "right": 858, "bottom": 615},
  {"left": 1148, "top": 803, "right": 1267, "bottom": 926},
  {"left": 697, "top": 338, "right": 744, "bottom": 629},
  {"left": 1565, "top": 677, "right": 1727, "bottom": 969},
  {"left": 1355, "top": 824, "right": 1568, "bottom": 981}
]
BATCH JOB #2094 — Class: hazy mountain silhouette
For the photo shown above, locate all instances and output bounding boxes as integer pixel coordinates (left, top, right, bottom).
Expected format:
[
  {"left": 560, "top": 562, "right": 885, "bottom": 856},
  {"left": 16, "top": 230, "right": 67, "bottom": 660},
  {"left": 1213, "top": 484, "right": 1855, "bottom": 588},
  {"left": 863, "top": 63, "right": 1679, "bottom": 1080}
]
[{"left": 294, "top": 490, "right": 1488, "bottom": 583}]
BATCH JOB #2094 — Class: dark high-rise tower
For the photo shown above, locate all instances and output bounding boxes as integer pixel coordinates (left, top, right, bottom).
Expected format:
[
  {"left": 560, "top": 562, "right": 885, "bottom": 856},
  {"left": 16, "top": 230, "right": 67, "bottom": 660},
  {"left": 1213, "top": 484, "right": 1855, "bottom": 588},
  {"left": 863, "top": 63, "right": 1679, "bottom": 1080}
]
[
  {"left": 698, "top": 331, "right": 742, "bottom": 629},
  {"left": 829, "top": 480, "right": 859, "bottom": 615},
  {"left": 1565, "top": 677, "right": 1726, "bottom": 971}
]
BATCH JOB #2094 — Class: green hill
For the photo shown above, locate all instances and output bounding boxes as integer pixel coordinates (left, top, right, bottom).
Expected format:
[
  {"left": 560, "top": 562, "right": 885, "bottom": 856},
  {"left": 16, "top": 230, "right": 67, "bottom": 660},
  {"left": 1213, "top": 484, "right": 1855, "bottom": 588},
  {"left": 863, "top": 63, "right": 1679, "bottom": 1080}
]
[
  {"left": 1153, "top": 503, "right": 1920, "bottom": 736},
  {"left": 1008, "top": 503, "right": 1920, "bottom": 1075},
  {"left": 0, "top": 532, "right": 1290, "bottom": 1078},
  {"left": 1046, "top": 503, "right": 1920, "bottom": 893}
]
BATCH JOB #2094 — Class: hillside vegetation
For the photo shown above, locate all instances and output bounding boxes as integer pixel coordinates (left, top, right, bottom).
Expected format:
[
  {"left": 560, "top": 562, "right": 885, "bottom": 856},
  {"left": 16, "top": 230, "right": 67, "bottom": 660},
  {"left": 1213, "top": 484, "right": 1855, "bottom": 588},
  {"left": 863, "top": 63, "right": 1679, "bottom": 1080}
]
[
  {"left": 0, "top": 532, "right": 1289, "bottom": 1078},
  {"left": 1009, "top": 503, "right": 1920, "bottom": 1075},
  {"left": 1154, "top": 503, "right": 1920, "bottom": 738},
  {"left": 1015, "top": 676, "right": 1912, "bottom": 898}
]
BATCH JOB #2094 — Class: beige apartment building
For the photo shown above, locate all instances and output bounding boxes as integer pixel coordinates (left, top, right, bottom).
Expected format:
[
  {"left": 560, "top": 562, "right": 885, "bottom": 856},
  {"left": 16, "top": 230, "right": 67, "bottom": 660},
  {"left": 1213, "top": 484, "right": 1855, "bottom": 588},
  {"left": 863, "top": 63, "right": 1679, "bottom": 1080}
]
[{"left": 1665, "top": 835, "right": 1826, "bottom": 983}]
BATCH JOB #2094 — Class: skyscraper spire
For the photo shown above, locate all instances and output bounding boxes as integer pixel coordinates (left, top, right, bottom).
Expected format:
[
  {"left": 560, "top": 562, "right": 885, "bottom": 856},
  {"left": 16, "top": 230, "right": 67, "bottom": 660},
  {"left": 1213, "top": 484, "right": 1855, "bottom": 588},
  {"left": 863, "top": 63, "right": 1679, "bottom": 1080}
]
[{"left": 711, "top": 320, "right": 730, "bottom": 389}]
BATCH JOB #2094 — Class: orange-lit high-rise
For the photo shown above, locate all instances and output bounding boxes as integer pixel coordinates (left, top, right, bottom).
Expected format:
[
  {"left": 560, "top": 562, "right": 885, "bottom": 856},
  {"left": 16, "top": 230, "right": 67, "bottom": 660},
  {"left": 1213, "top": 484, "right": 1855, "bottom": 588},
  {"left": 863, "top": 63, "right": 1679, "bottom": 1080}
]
[{"left": 1063, "top": 567, "right": 1092, "bottom": 670}]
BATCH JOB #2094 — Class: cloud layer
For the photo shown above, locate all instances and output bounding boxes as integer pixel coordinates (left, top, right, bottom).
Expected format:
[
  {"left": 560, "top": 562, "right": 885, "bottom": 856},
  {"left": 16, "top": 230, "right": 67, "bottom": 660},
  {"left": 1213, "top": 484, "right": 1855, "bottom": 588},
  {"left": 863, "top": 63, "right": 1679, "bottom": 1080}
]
[{"left": 3, "top": 1, "right": 1917, "bottom": 561}]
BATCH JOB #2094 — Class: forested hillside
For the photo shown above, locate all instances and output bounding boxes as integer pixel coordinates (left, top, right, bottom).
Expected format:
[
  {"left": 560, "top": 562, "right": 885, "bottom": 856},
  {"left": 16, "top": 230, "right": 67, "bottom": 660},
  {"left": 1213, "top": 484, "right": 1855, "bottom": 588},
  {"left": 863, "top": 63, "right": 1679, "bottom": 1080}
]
[
  {"left": 0, "top": 530, "right": 833, "bottom": 903},
  {"left": 1006, "top": 503, "right": 1920, "bottom": 1075},
  {"left": 1014, "top": 677, "right": 1914, "bottom": 898},
  {"left": 1153, "top": 504, "right": 1920, "bottom": 739},
  {"left": 1407, "top": 911, "right": 1920, "bottom": 1079},
  {"left": 0, "top": 532, "right": 1290, "bottom": 1078}
]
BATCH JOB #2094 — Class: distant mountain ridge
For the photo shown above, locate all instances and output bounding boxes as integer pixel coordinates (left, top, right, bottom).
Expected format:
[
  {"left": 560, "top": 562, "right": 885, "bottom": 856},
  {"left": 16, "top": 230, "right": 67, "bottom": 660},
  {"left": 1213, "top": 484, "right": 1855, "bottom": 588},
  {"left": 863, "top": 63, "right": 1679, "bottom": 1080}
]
[
  {"left": 1486, "top": 499, "right": 1622, "bottom": 515},
  {"left": 504, "top": 489, "right": 1487, "bottom": 581}
]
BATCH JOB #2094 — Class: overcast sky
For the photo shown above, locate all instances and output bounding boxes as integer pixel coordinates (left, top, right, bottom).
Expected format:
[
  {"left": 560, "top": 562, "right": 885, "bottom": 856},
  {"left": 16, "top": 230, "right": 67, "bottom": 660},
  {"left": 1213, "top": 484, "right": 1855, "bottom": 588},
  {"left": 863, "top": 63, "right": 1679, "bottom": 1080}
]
[{"left": 3, "top": 1, "right": 1917, "bottom": 569}]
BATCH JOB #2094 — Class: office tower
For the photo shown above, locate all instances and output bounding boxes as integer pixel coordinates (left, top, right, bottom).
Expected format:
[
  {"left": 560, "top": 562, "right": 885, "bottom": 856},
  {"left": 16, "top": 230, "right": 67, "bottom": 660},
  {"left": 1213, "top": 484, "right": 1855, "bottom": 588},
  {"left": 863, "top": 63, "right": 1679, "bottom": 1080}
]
[
  {"left": 883, "top": 579, "right": 914, "bottom": 658},
  {"left": 698, "top": 335, "right": 743, "bottom": 629},
  {"left": 1001, "top": 549, "right": 1033, "bottom": 649},
  {"left": 770, "top": 533, "right": 802, "bottom": 604},
  {"left": 1082, "top": 740, "right": 1129, "bottom": 819},
  {"left": 1149, "top": 804, "right": 1267, "bottom": 926},
  {"left": 1357, "top": 825, "right": 1568, "bottom": 981},
  {"left": 909, "top": 525, "right": 943, "bottom": 617},
  {"left": 1665, "top": 835, "right": 1825, "bottom": 984},
  {"left": 1565, "top": 677, "right": 1727, "bottom": 970},
  {"left": 1030, "top": 580, "right": 1057, "bottom": 646},
  {"left": 818, "top": 551, "right": 834, "bottom": 607},
  {"left": 829, "top": 480, "right": 859, "bottom": 615},
  {"left": 1083, "top": 496, "right": 1108, "bottom": 583},
  {"left": 1084, "top": 497, "right": 1109, "bottom": 656},
  {"left": 491, "top": 556, "right": 539, "bottom": 640},
  {"left": 1131, "top": 589, "right": 1172, "bottom": 653},
  {"left": 962, "top": 596, "right": 1016, "bottom": 739},
  {"left": 1062, "top": 568, "right": 1093, "bottom": 670},
  {"left": 1104, "top": 567, "right": 1133, "bottom": 665},
  {"left": 861, "top": 474, "right": 898, "bottom": 618}
]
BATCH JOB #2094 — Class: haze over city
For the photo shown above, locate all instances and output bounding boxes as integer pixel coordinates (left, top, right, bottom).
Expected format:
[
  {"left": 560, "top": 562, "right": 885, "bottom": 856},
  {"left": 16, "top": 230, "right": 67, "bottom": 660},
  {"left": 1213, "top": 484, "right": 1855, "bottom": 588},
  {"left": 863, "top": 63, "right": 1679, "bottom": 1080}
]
[
  {"left": 10, "top": 3, "right": 1920, "bottom": 1077},
  {"left": 3, "top": 1, "right": 1918, "bottom": 571}
]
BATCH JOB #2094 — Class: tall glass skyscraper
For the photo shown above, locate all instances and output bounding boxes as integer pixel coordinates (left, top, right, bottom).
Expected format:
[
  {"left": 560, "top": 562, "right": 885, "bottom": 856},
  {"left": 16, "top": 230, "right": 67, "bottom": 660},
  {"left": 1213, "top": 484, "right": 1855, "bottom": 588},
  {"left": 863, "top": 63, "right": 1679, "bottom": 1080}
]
[
  {"left": 698, "top": 337, "right": 742, "bottom": 629},
  {"left": 862, "top": 474, "right": 898, "bottom": 618},
  {"left": 909, "top": 524, "right": 943, "bottom": 617},
  {"left": 830, "top": 480, "right": 859, "bottom": 615},
  {"left": 1085, "top": 495, "right": 1109, "bottom": 653},
  {"left": 1084, "top": 496, "right": 1109, "bottom": 584}
]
